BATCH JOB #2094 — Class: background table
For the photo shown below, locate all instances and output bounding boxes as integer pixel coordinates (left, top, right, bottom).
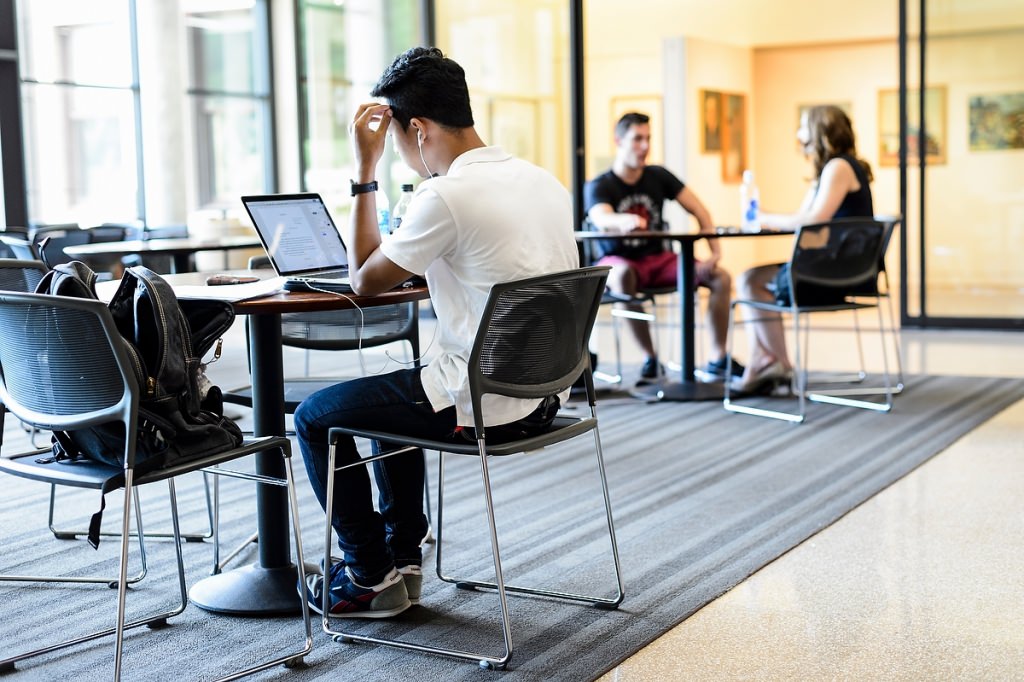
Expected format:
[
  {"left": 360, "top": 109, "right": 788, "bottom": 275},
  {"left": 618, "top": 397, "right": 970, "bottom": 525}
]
[
  {"left": 155, "top": 273, "right": 430, "bottom": 614},
  {"left": 577, "top": 228, "right": 793, "bottom": 401},
  {"left": 65, "top": 234, "right": 262, "bottom": 274}
]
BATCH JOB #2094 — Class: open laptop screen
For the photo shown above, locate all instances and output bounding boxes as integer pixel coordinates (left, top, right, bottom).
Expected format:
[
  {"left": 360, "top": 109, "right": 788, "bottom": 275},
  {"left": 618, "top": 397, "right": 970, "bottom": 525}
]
[{"left": 242, "top": 193, "right": 348, "bottom": 277}]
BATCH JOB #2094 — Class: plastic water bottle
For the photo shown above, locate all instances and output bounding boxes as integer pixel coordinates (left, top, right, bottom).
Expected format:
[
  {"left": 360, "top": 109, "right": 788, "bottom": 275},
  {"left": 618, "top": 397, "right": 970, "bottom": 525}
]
[
  {"left": 376, "top": 188, "right": 391, "bottom": 236},
  {"left": 740, "top": 169, "right": 760, "bottom": 233},
  {"left": 391, "top": 184, "right": 414, "bottom": 231}
]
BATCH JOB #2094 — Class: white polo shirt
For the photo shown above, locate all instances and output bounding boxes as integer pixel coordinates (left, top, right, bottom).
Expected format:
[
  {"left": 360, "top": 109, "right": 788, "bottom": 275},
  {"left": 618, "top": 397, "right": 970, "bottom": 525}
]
[{"left": 379, "top": 146, "right": 579, "bottom": 426}]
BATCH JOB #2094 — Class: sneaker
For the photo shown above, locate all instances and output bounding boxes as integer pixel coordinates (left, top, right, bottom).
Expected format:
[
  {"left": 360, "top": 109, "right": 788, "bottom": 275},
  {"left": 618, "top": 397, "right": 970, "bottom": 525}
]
[
  {"left": 301, "top": 563, "right": 411, "bottom": 618},
  {"left": 398, "top": 564, "right": 423, "bottom": 604},
  {"left": 697, "top": 356, "right": 745, "bottom": 382},
  {"left": 639, "top": 357, "right": 663, "bottom": 380}
]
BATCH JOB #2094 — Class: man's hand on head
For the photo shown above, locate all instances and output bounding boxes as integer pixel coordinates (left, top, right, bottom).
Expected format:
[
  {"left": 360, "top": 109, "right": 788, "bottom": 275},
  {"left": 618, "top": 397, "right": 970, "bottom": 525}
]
[{"left": 349, "top": 103, "right": 393, "bottom": 180}]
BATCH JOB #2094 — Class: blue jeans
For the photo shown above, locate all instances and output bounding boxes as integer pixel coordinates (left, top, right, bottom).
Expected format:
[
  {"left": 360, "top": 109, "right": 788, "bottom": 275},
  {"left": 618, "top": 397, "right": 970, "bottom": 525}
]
[
  {"left": 294, "top": 368, "right": 444, "bottom": 586},
  {"left": 294, "top": 367, "right": 560, "bottom": 586}
]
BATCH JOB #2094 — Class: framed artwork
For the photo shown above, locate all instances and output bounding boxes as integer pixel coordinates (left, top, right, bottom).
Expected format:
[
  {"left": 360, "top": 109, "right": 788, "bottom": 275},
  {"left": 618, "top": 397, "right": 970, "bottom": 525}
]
[
  {"left": 878, "top": 86, "right": 947, "bottom": 166},
  {"left": 609, "top": 94, "right": 663, "bottom": 165},
  {"left": 701, "top": 90, "right": 722, "bottom": 152},
  {"left": 720, "top": 92, "right": 747, "bottom": 183},
  {"left": 968, "top": 92, "right": 1024, "bottom": 151}
]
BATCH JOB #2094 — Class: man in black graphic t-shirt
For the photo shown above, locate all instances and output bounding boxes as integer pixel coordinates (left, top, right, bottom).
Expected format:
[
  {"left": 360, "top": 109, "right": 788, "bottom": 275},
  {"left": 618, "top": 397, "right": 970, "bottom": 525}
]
[{"left": 584, "top": 112, "right": 743, "bottom": 383}]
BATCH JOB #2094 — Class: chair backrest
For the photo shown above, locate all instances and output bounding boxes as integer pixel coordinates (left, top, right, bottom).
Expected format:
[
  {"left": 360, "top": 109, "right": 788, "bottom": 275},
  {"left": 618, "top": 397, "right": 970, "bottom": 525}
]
[
  {"left": 467, "top": 266, "right": 610, "bottom": 424},
  {"left": 33, "top": 227, "right": 92, "bottom": 268},
  {"left": 789, "top": 218, "right": 886, "bottom": 305},
  {"left": 0, "top": 292, "right": 137, "bottom": 441},
  {"left": 247, "top": 254, "right": 419, "bottom": 352},
  {"left": 0, "top": 259, "right": 48, "bottom": 292},
  {"left": 0, "top": 235, "right": 38, "bottom": 260}
]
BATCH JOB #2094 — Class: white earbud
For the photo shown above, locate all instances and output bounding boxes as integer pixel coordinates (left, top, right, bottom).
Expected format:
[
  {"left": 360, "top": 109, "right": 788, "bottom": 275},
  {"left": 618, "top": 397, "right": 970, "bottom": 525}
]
[{"left": 416, "top": 128, "right": 437, "bottom": 177}]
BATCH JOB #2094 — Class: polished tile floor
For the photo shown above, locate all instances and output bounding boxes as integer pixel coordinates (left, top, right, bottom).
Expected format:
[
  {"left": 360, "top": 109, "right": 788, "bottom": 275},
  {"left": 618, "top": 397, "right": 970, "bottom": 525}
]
[{"left": 596, "top": 311, "right": 1024, "bottom": 681}]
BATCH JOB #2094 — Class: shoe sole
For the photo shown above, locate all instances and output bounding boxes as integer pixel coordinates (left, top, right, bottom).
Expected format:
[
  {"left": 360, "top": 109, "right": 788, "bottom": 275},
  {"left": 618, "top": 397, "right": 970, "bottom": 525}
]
[
  {"left": 305, "top": 594, "right": 412, "bottom": 619},
  {"left": 303, "top": 573, "right": 412, "bottom": 618}
]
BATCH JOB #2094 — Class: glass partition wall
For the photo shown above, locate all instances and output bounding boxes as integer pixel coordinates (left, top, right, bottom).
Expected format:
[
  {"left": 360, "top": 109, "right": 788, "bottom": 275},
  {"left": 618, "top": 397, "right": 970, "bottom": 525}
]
[
  {"left": 432, "top": 0, "right": 573, "bottom": 188},
  {"left": 902, "top": 0, "right": 1024, "bottom": 328}
]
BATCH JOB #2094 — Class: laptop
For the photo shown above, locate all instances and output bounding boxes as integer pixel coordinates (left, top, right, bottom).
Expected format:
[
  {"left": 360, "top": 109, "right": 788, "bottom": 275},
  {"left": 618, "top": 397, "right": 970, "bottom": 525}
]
[{"left": 241, "top": 192, "right": 353, "bottom": 293}]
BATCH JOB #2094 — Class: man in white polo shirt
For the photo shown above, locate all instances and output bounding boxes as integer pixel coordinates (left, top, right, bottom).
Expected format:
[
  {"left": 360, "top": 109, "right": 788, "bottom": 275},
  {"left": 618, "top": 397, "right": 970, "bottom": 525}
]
[{"left": 294, "top": 47, "right": 578, "bottom": 619}]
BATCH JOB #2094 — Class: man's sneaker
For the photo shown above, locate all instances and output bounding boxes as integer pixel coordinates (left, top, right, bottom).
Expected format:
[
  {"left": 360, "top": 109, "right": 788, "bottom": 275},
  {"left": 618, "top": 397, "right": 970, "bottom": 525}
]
[
  {"left": 696, "top": 356, "right": 745, "bottom": 382},
  {"left": 398, "top": 564, "right": 423, "bottom": 604},
  {"left": 301, "top": 562, "right": 410, "bottom": 618},
  {"left": 635, "top": 356, "right": 666, "bottom": 384}
]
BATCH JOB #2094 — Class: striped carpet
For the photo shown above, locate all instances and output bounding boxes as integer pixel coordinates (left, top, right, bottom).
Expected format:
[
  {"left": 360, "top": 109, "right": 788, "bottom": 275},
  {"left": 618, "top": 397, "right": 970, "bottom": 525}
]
[{"left": 2, "top": 374, "right": 1021, "bottom": 681}]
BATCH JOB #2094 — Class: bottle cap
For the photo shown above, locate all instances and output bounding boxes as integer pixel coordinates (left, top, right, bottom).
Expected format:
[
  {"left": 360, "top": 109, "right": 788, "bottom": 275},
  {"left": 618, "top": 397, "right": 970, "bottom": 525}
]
[{"left": 742, "top": 170, "right": 754, "bottom": 184}]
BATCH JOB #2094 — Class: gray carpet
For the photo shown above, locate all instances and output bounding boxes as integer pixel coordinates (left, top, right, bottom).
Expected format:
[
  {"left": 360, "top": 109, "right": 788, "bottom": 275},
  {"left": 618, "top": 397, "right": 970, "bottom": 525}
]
[{"left": 2, "top": 374, "right": 1022, "bottom": 681}]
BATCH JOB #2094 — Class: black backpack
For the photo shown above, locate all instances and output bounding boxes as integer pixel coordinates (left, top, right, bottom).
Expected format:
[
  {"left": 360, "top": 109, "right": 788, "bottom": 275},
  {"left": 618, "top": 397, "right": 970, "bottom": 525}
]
[{"left": 35, "top": 262, "right": 243, "bottom": 547}]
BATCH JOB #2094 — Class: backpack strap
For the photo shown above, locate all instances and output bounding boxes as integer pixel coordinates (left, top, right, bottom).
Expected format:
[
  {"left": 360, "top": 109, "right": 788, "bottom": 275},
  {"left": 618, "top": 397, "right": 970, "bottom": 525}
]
[{"left": 34, "top": 261, "right": 100, "bottom": 299}]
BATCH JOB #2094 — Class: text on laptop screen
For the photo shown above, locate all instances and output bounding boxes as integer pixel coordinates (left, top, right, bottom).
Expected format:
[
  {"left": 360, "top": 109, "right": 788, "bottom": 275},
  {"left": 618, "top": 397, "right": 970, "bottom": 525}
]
[{"left": 246, "top": 196, "right": 347, "bottom": 274}]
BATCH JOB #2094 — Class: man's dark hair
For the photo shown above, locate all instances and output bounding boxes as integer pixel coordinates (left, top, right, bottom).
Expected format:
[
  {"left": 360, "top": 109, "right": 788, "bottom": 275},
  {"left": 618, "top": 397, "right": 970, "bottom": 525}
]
[
  {"left": 371, "top": 47, "right": 474, "bottom": 131},
  {"left": 615, "top": 112, "right": 650, "bottom": 139}
]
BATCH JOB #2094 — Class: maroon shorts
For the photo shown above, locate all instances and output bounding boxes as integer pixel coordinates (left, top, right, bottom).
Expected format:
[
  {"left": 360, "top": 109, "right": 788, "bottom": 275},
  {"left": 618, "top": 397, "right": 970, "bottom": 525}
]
[{"left": 597, "top": 251, "right": 710, "bottom": 289}]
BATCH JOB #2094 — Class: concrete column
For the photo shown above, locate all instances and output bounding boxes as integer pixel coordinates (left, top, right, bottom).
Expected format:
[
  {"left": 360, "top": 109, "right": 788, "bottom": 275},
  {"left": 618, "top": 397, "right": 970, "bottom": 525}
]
[{"left": 136, "top": 0, "right": 188, "bottom": 229}]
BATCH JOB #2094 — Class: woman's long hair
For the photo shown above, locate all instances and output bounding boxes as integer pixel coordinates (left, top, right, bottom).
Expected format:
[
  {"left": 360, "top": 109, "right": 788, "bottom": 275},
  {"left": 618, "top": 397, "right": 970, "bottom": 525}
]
[{"left": 805, "top": 105, "right": 873, "bottom": 183}]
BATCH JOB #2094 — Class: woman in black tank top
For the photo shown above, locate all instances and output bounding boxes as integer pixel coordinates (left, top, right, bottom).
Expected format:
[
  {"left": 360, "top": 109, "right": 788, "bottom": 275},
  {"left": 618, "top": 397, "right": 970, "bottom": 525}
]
[{"left": 733, "top": 106, "right": 874, "bottom": 394}]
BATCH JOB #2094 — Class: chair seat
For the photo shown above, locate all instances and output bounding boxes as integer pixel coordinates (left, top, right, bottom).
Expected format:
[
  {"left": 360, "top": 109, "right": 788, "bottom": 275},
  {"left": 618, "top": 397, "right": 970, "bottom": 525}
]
[
  {"left": 0, "top": 436, "right": 288, "bottom": 489},
  {"left": 331, "top": 414, "right": 597, "bottom": 457},
  {"left": 224, "top": 378, "right": 358, "bottom": 412},
  {"left": 733, "top": 297, "right": 879, "bottom": 314}
]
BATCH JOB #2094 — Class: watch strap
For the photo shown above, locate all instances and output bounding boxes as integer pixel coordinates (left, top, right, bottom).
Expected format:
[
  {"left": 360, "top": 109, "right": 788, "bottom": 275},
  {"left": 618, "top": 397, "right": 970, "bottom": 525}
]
[{"left": 350, "top": 180, "right": 379, "bottom": 196}]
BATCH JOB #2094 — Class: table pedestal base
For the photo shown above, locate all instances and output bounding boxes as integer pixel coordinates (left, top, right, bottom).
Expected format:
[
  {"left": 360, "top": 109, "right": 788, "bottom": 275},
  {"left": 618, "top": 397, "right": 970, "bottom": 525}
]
[
  {"left": 631, "top": 381, "right": 725, "bottom": 402},
  {"left": 190, "top": 563, "right": 305, "bottom": 615}
]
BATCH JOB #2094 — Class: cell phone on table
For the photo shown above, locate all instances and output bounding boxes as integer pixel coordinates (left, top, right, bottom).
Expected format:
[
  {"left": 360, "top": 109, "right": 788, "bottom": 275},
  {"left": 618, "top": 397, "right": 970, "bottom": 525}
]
[{"left": 206, "top": 274, "right": 261, "bottom": 286}]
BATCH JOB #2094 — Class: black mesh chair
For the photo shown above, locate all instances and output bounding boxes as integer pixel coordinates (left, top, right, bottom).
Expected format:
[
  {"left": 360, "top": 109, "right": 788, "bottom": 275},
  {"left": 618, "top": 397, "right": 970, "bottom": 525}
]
[
  {"left": 321, "top": 266, "right": 624, "bottom": 669},
  {"left": 224, "top": 255, "right": 421, "bottom": 412},
  {"left": 724, "top": 218, "right": 894, "bottom": 423},
  {"left": 222, "top": 256, "right": 430, "bottom": 559},
  {"left": 122, "top": 224, "right": 190, "bottom": 274},
  {"left": 31, "top": 224, "right": 90, "bottom": 268},
  {"left": 0, "top": 258, "right": 216, "bottom": 548},
  {"left": 0, "top": 236, "right": 38, "bottom": 260},
  {"left": 845, "top": 215, "right": 904, "bottom": 393},
  {"left": 0, "top": 291, "right": 312, "bottom": 679},
  {"left": 581, "top": 221, "right": 681, "bottom": 386},
  {"left": 0, "top": 258, "right": 46, "bottom": 291},
  {"left": 796, "top": 215, "right": 905, "bottom": 397}
]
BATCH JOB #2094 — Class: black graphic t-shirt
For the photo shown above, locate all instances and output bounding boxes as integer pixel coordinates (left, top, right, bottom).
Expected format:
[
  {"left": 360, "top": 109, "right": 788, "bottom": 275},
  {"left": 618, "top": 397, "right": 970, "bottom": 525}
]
[{"left": 583, "top": 166, "right": 685, "bottom": 260}]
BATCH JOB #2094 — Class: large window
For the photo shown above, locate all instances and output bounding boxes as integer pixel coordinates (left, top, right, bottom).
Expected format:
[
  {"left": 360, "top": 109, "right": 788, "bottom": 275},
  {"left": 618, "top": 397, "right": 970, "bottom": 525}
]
[
  {"left": 184, "top": 1, "right": 272, "bottom": 208},
  {"left": 17, "top": 0, "right": 140, "bottom": 225},
  {"left": 15, "top": 0, "right": 273, "bottom": 228}
]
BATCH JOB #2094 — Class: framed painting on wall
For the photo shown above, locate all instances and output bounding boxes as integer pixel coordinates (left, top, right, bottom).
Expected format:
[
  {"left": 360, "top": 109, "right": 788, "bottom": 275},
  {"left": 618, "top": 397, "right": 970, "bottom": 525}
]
[
  {"left": 878, "top": 86, "right": 947, "bottom": 166},
  {"left": 720, "top": 92, "right": 747, "bottom": 183},
  {"left": 968, "top": 92, "right": 1024, "bottom": 151},
  {"left": 701, "top": 90, "right": 722, "bottom": 152},
  {"left": 609, "top": 94, "right": 663, "bottom": 165}
]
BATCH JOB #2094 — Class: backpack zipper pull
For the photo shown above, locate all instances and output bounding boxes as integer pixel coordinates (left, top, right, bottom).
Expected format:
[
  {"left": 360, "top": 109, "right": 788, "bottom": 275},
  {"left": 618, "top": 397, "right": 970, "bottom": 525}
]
[{"left": 147, "top": 376, "right": 157, "bottom": 396}]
